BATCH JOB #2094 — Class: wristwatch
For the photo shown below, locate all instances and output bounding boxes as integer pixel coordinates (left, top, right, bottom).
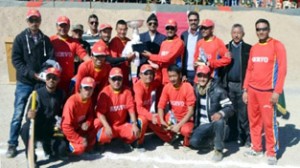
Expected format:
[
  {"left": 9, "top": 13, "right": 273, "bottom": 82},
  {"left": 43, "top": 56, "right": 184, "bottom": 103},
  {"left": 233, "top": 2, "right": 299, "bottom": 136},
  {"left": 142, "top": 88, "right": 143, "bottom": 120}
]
[{"left": 131, "top": 121, "right": 138, "bottom": 125}]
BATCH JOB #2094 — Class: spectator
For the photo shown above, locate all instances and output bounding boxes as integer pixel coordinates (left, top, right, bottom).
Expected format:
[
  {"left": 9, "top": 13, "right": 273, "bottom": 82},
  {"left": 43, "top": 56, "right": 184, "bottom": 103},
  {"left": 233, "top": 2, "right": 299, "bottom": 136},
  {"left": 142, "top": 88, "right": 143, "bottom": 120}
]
[{"left": 82, "top": 14, "right": 100, "bottom": 47}]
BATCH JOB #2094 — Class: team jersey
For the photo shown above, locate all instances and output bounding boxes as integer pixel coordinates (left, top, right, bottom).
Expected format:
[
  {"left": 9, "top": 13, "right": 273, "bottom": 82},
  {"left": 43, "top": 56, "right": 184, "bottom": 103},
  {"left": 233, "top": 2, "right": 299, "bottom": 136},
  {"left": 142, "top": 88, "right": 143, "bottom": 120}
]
[
  {"left": 50, "top": 35, "right": 87, "bottom": 93},
  {"left": 75, "top": 59, "right": 111, "bottom": 101},
  {"left": 61, "top": 93, "right": 94, "bottom": 144},
  {"left": 109, "top": 36, "right": 131, "bottom": 86},
  {"left": 193, "top": 36, "right": 231, "bottom": 77},
  {"left": 133, "top": 79, "right": 160, "bottom": 121},
  {"left": 243, "top": 38, "right": 287, "bottom": 94},
  {"left": 148, "top": 35, "right": 184, "bottom": 85},
  {"left": 158, "top": 82, "right": 196, "bottom": 121},
  {"left": 96, "top": 85, "right": 135, "bottom": 126}
]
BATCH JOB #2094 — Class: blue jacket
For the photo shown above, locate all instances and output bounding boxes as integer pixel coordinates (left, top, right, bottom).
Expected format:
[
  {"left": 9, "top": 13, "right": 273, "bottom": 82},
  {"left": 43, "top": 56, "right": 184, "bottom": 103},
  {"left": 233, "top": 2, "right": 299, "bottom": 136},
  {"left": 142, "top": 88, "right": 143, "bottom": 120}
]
[
  {"left": 180, "top": 29, "right": 202, "bottom": 76},
  {"left": 139, "top": 31, "right": 166, "bottom": 48}
]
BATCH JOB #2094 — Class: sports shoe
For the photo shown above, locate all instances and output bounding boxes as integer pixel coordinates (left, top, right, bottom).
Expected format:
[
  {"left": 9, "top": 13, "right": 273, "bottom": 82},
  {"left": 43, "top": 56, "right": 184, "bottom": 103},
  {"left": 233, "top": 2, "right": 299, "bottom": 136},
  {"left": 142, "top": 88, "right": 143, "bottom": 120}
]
[
  {"left": 267, "top": 156, "right": 277, "bottom": 165},
  {"left": 6, "top": 145, "right": 17, "bottom": 158},
  {"left": 212, "top": 150, "right": 223, "bottom": 162},
  {"left": 244, "top": 149, "right": 263, "bottom": 157}
]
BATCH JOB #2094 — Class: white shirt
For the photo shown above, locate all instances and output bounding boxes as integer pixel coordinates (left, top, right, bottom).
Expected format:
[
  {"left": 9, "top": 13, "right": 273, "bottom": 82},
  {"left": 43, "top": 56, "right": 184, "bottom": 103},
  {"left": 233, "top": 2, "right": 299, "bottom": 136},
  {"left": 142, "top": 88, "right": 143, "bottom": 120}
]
[{"left": 187, "top": 29, "right": 199, "bottom": 71}]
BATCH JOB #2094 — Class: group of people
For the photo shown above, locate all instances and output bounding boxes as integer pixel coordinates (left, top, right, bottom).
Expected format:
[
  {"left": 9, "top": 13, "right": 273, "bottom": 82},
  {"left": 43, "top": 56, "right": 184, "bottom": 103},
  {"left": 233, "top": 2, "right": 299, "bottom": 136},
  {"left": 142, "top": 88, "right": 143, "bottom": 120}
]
[{"left": 6, "top": 8, "right": 286, "bottom": 166}]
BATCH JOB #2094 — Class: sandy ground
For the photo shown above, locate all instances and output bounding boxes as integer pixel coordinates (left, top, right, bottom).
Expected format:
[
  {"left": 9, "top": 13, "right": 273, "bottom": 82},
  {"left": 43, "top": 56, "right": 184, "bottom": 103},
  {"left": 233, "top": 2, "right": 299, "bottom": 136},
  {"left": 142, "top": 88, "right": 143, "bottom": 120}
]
[{"left": 0, "top": 7, "right": 300, "bottom": 168}]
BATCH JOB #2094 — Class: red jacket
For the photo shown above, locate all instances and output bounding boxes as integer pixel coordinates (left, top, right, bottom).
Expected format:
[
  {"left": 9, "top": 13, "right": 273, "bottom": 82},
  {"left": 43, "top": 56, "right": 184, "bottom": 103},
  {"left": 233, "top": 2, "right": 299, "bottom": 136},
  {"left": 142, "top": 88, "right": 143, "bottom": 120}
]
[
  {"left": 61, "top": 93, "right": 94, "bottom": 144},
  {"left": 148, "top": 35, "right": 184, "bottom": 85},
  {"left": 243, "top": 38, "right": 287, "bottom": 94}
]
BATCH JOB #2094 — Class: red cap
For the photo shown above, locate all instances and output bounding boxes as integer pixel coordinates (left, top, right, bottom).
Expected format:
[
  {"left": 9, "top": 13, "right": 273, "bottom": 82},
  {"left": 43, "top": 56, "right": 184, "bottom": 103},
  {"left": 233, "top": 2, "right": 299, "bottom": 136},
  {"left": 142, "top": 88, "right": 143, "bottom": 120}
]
[
  {"left": 196, "top": 65, "right": 210, "bottom": 75},
  {"left": 99, "top": 24, "right": 112, "bottom": 31},
  {"left": 165, "top": 19, "right": 177, "bottom": 28},
  {"left": 109, "top": 67, "right": 123, "bottom": 78},
  {"left": 46, "top": 67, "right": 61, "bottom": 77},
  {"left": 92, "top": 42, "right": 110, "bottom": 56},
  {"left": 200, "top": 19, "right": 214, "bottom": 27},
  {"left": 81, "top": 77, "right": 95, "bottom": 88},
  {"left": 27, "top": 9, "right": 41, "bottom": 19},
  {"left": 140, "top": 64, "right": 153, "bottom": 73},
  {"left": 57, "top": 16, "right": 70, "bottom": 25}
]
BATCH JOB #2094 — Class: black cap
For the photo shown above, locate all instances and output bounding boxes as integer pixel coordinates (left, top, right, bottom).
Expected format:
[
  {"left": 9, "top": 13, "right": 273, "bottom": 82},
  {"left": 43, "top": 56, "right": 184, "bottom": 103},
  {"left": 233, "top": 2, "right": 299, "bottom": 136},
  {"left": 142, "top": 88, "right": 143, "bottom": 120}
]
[{"left": 147, "top": 13, "right": 158, "bottom": 23}]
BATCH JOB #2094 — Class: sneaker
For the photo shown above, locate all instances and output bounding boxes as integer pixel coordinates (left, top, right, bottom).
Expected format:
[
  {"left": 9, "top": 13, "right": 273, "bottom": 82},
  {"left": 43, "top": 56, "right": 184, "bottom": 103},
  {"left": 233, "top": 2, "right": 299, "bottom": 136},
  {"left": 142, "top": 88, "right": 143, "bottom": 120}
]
[
  {"left": 6, "top": 145, "right": 17, "bottom": 158},
  {"left": 244, "top": 149, "right": 263, "bottom": 157},
  {"left": 267, "top": 156, "right": 277, "bottom": 165},
  {"left": 212, "top": 150, "right": 223, "bottom": 162}
]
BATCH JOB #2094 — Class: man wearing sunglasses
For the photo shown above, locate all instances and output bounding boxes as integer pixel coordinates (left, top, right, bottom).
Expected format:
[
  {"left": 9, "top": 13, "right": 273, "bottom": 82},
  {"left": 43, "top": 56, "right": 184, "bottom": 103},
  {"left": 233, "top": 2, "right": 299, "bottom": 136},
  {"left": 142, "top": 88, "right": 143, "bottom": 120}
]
[
  {"left": 75, "top": 42, "right": 111, "bottom": 105},
  {"left": 94, "top": 67, "right": 147, "bottom": 151},
  {"left": 82, "top": 14, "right": 100, "bottom": 47},
  {"left": 243, "top": 19, "right": 287, "bottom": 165},
  {"left": 7, "top": 9, "right": 55, "bottom": 158},
  {"left": 193, "top": 19, "right": 231, "bottom": 81},
  {"left": 181, "top": 11, "right": 202, "bottom": 85},
  {"left": 157, "top": 65, "right": 195, "bottom": 147},
  {"left": 190, "top": 65, "right": 233, "bottom": 162},
  {"left": 62, "top": 77, "right": 96, "bottom": 155},
  {"left": 50, "top": 16, "right": 91, "bottom": 95},
  {"left": 142, "top": 19, "right": 184, "bottom": 85},
  {"left": 20, "top": 67, "right": 67, "bottom": 163}
]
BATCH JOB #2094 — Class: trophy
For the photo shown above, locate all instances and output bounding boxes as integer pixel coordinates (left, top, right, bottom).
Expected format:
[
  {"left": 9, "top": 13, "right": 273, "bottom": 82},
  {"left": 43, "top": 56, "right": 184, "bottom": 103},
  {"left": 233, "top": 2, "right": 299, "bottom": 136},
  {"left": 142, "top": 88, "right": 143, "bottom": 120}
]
[{"left": 122, "top": 20, "right": 144, "bottom": 83}]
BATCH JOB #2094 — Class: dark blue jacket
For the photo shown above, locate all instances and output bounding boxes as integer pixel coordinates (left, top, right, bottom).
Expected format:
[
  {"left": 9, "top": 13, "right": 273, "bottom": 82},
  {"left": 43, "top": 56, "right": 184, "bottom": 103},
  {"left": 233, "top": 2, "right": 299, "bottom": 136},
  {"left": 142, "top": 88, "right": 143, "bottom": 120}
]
[
  {"left": 180, "top": 29, "right": 202, "bottom": 76},
  {"left": 139, "top": 31, "right": 166, "bottom": 48}
]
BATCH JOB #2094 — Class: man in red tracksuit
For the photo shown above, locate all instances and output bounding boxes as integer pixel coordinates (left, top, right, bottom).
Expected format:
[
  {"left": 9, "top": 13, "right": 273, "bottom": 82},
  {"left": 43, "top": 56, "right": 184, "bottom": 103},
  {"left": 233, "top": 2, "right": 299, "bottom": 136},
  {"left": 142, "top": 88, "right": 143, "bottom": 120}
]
[
  {"left": 94, "top": 67, "right": 148, "bottom": 151},
  {"left": 157, "top": 64, "right": 196, "bottom": 146},
  {"left": 193, "top": 19, "right": 231, "bottom": 80},
  {"left": 243, "top": 19, "right": 287, "bottom": 165},
  {"left": 51, "top": 16, "right": 90, "bottom": 95},
  {"left": 109, "top": 20, "right": 131, "bottom": 86},
  {"left": 133, "top": 64, "right": 172, "bottom": 143},
  {"left": 75, "top": 42, "right": 111, "bottom": 104},
  {"left": 142, "top": 19, "right": 184, "bottom": 85},
  {"left": 61, "top": 77, "right": 96, "bottom": 155}
]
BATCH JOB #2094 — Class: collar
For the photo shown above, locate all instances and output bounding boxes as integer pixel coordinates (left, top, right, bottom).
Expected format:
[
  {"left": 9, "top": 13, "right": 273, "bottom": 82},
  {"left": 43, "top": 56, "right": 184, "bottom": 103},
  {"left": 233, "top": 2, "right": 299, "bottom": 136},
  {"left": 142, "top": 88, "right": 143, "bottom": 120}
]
[
  {"left": 259, "top": 38, "right": 272, "bottom": 45},
  {"left": 231, "top": 41, "right": 242, "bottom": 48}
]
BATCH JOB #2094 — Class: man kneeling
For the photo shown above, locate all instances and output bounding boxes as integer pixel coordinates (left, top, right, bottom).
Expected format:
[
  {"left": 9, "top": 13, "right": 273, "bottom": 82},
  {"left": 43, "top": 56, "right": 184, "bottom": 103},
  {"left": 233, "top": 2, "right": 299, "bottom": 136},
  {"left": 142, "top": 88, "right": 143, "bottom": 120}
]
[{"left": 189, "top": 65, "right": 233, "bottom": 162}]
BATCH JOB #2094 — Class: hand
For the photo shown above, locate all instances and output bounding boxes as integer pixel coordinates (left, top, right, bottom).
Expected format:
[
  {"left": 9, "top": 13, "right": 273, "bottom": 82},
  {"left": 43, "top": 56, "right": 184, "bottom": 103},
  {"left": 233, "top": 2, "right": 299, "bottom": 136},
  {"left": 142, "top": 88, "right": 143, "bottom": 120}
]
[
  {"left": 152, "top": 114, "right": 158, "bottom": 125},
  {"left": 242, "top": 92, "right": 248, "bottom": 104},
  {"left": 132, "top": 124, "right": 140, "bottom": 138},
  {"left": 147, "top": 60, "right": 159, "bottom": 69},
  {"left": 160, "top": 121, "right": 169, "bottom": 130},
  {"left": 211, "top": 113, "right": 222, "bottom": 122},
  {"left": 34, "top": 73, "right": 43, "bottom": 81},
  {"left": 182, "top": 75, "right": 187, "bottom": 82},
  {"left": 81, "top": 122, "right": 89, "bottom": 131},
  {"left": 27, "top": 109, "right": 37, "bottom": 119},
  {"left": 271, "top": 92, "right": 280, "bottom": 105},
  {"left": 104, "top": 126, "right": 113, "bottom": 138},
  {"left": 127, "top": 52, "right": 136, "bottom": 61},
  {"left": 142, "top": 50, "right": 151, "bottom": 58},
  {"left": 194, "top": 61, "right": 206, "bottom": 67},
  {"left": 82, "top": 137, "right": 87, "bottom": 147},
  {"left": 170, "top": 124, "right": 181, "bottom": 133}
]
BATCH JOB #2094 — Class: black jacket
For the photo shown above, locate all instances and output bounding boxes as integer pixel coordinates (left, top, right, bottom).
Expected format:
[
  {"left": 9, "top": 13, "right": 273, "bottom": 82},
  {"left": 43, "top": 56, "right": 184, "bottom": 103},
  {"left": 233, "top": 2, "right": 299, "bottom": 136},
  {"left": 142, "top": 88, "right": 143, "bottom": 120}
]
[
  {"left": 193, "top": 79, "right": 234, "bottom": 128},
  {"left": 220, "top": 40, "right": 251, "bottom": 88},
  {"left": 12, "top": 28, "right": 54, "bottom": 85},
  {"left": 180, "top": 29, "right": 202, "bottom": 76}
]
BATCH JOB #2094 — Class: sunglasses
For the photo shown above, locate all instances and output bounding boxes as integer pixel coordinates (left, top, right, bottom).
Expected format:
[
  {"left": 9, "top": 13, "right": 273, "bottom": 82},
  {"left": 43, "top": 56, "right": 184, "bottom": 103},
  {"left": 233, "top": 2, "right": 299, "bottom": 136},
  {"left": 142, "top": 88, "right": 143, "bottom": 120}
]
[
  {"left": 28, "top": 17, "right": 41, "bottom": 23},
  {"left": 143, "top": 70, "right": 154, "bottom": 76},
  {"left": 200, "top": 26, "right": 212, "bottom": 30},
  {"left": 166, "top": 26, "right": 175, "bottom": 31},
  {"left": 90, "top": 21, "right": 99, "bottom": 25},
  {"left": 189, "top": 19, "right": 198, "bottom": 22},
  {"left": 46, "top": 74, "right": 58, "bottom": 81},
  {"left": 82, "top": 86, "right": 93, "bottom": 91},
  {"left": 256, "top": 27, "right": 269, "bottom": 32},
  {"left": 197, "top": 73, "right": 209, "bottom": 78},
  {"left": 94, "top": 55, "right": 106, "bottom": 59},
  {"left": 111, "top": 76, "right": 123, "bottom": 82},
  {"left": 148, "top": 22, "right": 158, "bottom": 26}
]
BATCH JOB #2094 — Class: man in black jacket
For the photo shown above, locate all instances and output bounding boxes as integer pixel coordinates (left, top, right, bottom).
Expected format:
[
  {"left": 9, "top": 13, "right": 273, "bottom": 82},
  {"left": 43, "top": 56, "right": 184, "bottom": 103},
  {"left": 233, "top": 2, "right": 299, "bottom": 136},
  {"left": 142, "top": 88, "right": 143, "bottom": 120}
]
[
  {"left": 190, "top": 65, "right": 233, "bottom": 162},
  {"left": 6, "top": 9, "right": 54, "bottom": 158},
  {"left": 221, "top": 24, "right": 251, "bottom": 147},
  {"left": 20, "top": 67, "right": 67, "bottom": 164},
  {"left": 181, "top": 11, "right": 202, "bottom": 84}
]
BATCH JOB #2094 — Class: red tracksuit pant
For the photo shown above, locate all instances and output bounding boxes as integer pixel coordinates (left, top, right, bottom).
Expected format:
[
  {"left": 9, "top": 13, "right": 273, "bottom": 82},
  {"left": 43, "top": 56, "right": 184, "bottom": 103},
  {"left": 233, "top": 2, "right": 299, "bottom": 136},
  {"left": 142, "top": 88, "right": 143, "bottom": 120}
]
[
  {"left": 69, "top": 129, "right": 96, "bottom": 155},
  {"left": 150, "top": 113, "right": 193, "bottom": 146},
  {"left": 94, "top": 116, "right": 148, "bottom": 145},
  {"left": 247, "top": 87, "right": 279, "bottom": 157}
]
